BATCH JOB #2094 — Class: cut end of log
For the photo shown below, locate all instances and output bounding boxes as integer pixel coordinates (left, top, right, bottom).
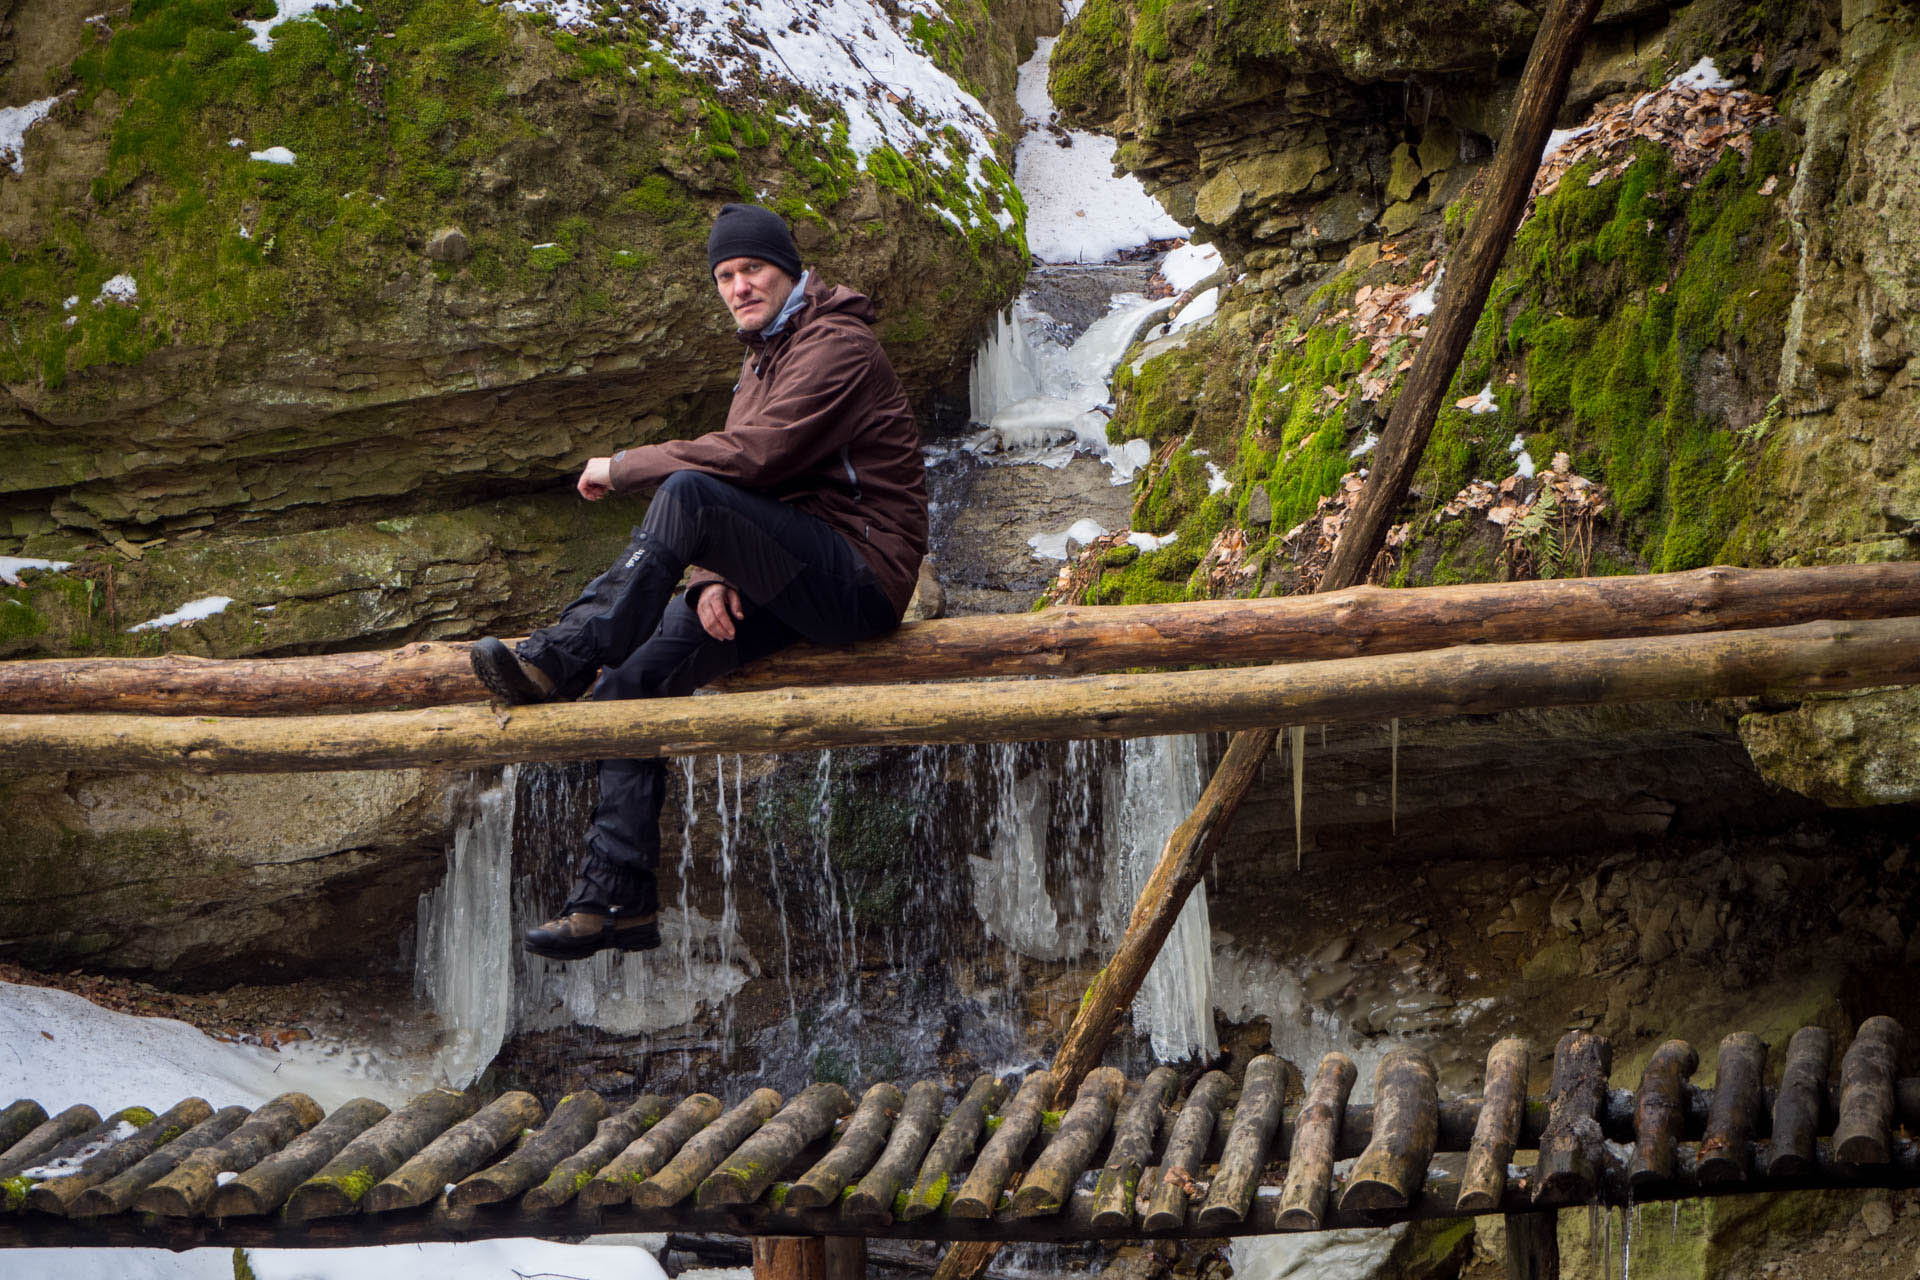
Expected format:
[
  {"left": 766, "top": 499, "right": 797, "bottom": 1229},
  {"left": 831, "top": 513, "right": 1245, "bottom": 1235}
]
[
  {"left": 133, "top": 1185, "right": 196, "bottom": 1217},
  {"left": 1276, "top": 1208, "right": 1322, "bottom": 1231},
  {"left": 1454, "top": 1191, "right": 1499, "bottom": 1214},
  {"left": 210, "top": 1184, "right": 267, "bottom": 1218},
  {"left": 1194, "top": 1203, "right": 1243, "bottom": 1228},
  {"left": 1836, "top": 1136, "right": 1891, "bottom": 1166},
  {"left": 1338, "top": 1181, "right": 1411, "bottom": 1214},
  {"left": 577, "top": 1177, "right": 634, "bottom": 1209}
]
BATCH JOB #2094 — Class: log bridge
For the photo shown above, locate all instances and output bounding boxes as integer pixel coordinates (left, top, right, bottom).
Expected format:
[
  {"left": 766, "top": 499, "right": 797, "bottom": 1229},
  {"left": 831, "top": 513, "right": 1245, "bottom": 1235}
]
[{"left": 1, "top": 1019, "right": 1915, "bottom": 1272}]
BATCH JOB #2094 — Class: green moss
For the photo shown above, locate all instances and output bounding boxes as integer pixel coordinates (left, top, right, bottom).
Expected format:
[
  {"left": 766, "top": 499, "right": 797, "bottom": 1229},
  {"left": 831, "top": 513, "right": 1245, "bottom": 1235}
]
[
  {"left": 2, "top": 1174, "right": 35, "bottom": 1210},
  {"left": 232, "top": 1247, "right": 259, "bottom": 1280},
  {"left": 334, "top": 1165, "right": 378, "bottom": 1203},
  {"left": 116, "top": 1106, "right": 159, "bottom": 1128}
]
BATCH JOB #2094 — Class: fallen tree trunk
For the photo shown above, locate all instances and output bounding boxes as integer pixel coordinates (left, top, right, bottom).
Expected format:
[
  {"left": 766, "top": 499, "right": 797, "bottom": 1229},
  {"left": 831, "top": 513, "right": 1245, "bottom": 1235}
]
[
  {"left": 7, "top": 617, "right": 1915, "bottom": 774},
  {"left": 6, "top": 564, "right": 1920, "bottom": 715}
]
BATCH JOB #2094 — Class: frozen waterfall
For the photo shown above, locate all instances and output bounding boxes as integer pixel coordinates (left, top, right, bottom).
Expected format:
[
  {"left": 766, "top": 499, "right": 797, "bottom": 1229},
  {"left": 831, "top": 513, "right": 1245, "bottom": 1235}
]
[{"left": 414, "top": 768, "right": 518, "bottom": 1089}]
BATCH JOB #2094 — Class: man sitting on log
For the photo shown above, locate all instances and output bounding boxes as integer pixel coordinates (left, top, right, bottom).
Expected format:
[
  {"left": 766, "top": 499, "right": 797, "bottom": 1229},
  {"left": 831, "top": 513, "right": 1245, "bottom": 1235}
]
[{"left": 469, "top": 203, "right": 927, "bottom": 961}]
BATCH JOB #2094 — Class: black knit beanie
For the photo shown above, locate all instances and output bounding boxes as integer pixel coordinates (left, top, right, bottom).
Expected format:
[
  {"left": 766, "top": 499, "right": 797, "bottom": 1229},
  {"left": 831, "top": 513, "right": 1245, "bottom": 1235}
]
[{"left": 707, "top": 203, "right": 802, "bottom": 281}]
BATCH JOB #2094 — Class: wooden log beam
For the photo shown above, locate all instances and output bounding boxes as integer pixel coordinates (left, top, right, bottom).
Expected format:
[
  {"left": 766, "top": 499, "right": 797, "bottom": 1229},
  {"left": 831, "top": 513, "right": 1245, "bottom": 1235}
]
[
  {"left": 1698, "top": 1033, "right": 1767, "bottom": 1185},
  {"left": 1143, "top": 1071, "right": 1231, "bottom": 1232},
  {"left": 1198, "top": 1055, "right": 1291, "bottom": 1227},
  {"left": 1341, "top": 1049, "right": 1440, "bottom": 1212},
  {"left": 788, "top": 1083, "right": 903, "bottom": 1213},
  {"left": 136, "top": 1094, "right": 323, "bottom": 1217},
  {"left": 523, "top": 1094, "right": 671, "bottom": 1213},
  {"left": 20, "top": 1100, "right": 215, "bottom": 1216},
  {"left": 845, "top": 1081, "right": 944, "bottom": 1224},
  {"left": 363, "top": 1092, "right": 543, "bottom": 1214},
  {"left": 1278, "top": 1052, "right": 1357, "bottom": 1230},
  {"left": 1458, "top": 1038, "right": 1530, "bottom": 1213},
  {"left": 904, "top": 1076, "right": 1006, "bottom": 1222},
  {"left": 285, "top": 1088, "right": 476, "bottom": 1221},
  {"left": 953, "top": 1072, "right": 1053, "bottom": 1219},
  {"left": 1767, "top": 1028, "right": 1832, "bottom": 1178},
  {"left": 699, "top": 1084, "right": 852, "bottom": 1209},
  {"left": 1320, "top": 0, "right": 1607, "bottom": 586},
  {"left": 1089, "top": 1068, "right": 1178, "bottom": 1231},
  {"left": 212, "top": 1097, "right": 390, "bottom": 1218},
  {"left": 11, "top": 617, "right": 1918, "bottom": 774},
  {"left": 1013, "top": 1068, "right": 1125, "bottom": 1219},
  {"left": 1534, "top": 1031, "right": 1612, "bottom": 1206},
  {"left": 1837, "top": 1017, "right": 1904, "bottom": 1165},
  {"left": 12, "top": 565, "right": 1920, "bottom": 715},
  {"left": 584, "top": 1093, "right": 722, "bottom": 1208},
  {"left": 450, "top": 1090, "right": 607, "bottom": 1210},
  {"left": 70, "top": 1107, "right": 249, "bottom": 1217},
  {"left": 0, "top": 1103, "right": 47, "bottom": 1159},
  {"left": 634, "top": 1089, "right": 782, "bottom": 1211},
  {"left": 1629, "top": 1041, "right": 1698, "bottom": 1188},
  {"left": 0, "top": 1105, "right": 101, "bottom": 1181}
]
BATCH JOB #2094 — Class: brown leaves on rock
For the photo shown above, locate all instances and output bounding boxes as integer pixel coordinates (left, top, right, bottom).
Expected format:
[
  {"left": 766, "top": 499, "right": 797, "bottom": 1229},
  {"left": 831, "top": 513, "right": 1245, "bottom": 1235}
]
[
  {"left": 1280, "top": 470, "right": 1409, "bottom": 592},
  {"left": 1432, "top": 451, "right": 1609, "bottom": 578},
  {"left": 1532, "top": 77, "right": 1778, "bottom": 209}
]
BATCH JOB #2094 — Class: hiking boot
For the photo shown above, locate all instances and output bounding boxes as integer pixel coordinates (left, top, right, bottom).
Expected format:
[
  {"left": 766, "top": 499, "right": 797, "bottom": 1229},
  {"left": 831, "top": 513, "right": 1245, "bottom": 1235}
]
[
  {"left": 522, "top": 909, "right": 661, "bottom": 961},
  {"left": 470, "top": 637, "right": 557, "bottom": 705}
]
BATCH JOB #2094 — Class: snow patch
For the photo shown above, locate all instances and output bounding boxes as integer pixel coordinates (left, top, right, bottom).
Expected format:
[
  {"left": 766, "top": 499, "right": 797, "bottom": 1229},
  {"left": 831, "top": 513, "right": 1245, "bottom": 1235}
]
[
  {"left": 1169, "top": 285, "right": 1219, "bottom": 332},
  {"left": 126, "top": 596, "right": 233, "bottom": 633},
  {"left": 1407, "top": 266, "right": 1443, "bottom": 318},
  {"left": 1348, "top": 432, "right": 1379, "bottom": 459},
  {"left": 0, "top": 556, "right": 74, "bottom": 585},
  {"left": 1028, "top": 517, "right": 1109, "bottom": 560},
  {"left": 244, "top": 0, "right": 351, "bottom": 51},
  {"left": 0, "top": 94, "right": 64, "bottom": 174},
  {"left": 1667, "top": 55, "right": 1735, "bottom": 92},
  {"left": 248, "top": 145, "right": 297, "bottom": 165},
  {"left": 1205, "top": 462, "right": 1231, "bottom": 495},
  {"left": 1159, "top": 242, "right": 1221, "bottom": 293},
  {"left": 1463, "top": 383, "right": 1499, "bottom": 415},
  {"left": 97, "top": 273, "right": 139, "bottom": 305},
  {"left": 1125, "top": 530, "right": 1176, "bottom": 552}
]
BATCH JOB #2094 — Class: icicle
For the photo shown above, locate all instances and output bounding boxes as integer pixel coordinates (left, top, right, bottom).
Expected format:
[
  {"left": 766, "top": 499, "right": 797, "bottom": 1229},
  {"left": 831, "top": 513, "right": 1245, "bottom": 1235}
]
[
  {"left": 1623, "top": 1195, "right": 1635, "bottom": 1280},
  {"left": 1588, "top": 1205, "right": 1601, "bottom": 1270},
  {"left": 1602, "top": 1205, "right": 1613, "bottom": 1280},
  {"left": 1290, "top": 724, "right": 1306, "bottom": 870},
  {"left": 1670, "top": 1200, "right": 1679, "bottom": 1244},
  {"left": 1389, "top": 718, "right": 1400, "bottom": 835}
]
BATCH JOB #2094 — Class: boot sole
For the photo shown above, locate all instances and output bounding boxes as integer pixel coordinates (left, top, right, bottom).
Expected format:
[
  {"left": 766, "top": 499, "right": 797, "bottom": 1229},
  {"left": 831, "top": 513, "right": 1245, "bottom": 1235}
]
[
  {"left": 523, "top": 921, "right": 662, "bottom": 961},
  {"left": 470, "top": 638, "right": 551, "bottom": 705}
]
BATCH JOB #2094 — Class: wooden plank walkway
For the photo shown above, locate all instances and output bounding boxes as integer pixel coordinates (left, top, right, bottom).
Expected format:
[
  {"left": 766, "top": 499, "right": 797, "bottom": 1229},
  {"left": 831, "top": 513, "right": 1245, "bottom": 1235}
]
[{"left": 3, "top": 1019, "right": 1916, "bottom": 1251}]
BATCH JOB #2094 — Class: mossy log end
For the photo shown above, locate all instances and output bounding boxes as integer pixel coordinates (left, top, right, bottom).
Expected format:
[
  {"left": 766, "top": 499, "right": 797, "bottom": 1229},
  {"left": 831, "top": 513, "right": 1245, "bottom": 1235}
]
[
  {"left": 136, "top": 1094, "right": 322, "bottom": 1217},
  {"left": 70, "top": 1107, "right": 250, "bottom": 1218},
  {"left": 1340, "top": 1049, "right": 1440, "bottom": 1213},
  {"left": 284, "top": 1088, "right": 476, "bottom": 1222},
  {"left": 903, "top": 1076, "right": 1007, "bottom": 1222},
  {"left": 952, "top": 1073, "right": 1053, "bottom": 1219},
  {"left": 524, "top": 1095, "right": 672, "bottom": 1213},
  {"left": 698, "top": 1084, "right": 851, "bottom": 1210},
  {"left": 845, "top": 1081, "right": 944, "bottom": 1224},
  {"left": 583, "top": 1094, "right": 723, "bottom": 1209},
  {"left": 1629, "top": 1041, "right": 1699, "bottom": 1188},
  {"left": 1768, "top": 1028, "right": 1834, "bottom": 1178},
  {"left": 23, "top": 1099, "right": 217, "bottom": 1216},
  {"left": 1013, "top": 1068, "right": 1125, "bottom": 1219},
  {"left": 633, "top": 1089, "right": 781, "bottom": 1211},
  {"left": 450, "top": 1091, "right": 607, "bottom": 1210},
  {"left": 1458, "top": 1039, "right": 1531, "bottom": 1213},
  {"left": 1090, "top": 1068, "right": 1179, "bottom": 1231},
  {"left": 1198, "top": 1056, "right": 1292, "bottom": 1227},
  {"left": 1143, "top": 1071, "right": 1232, "bottom": 1232},
  {"left": 364, "top": 1092, "right": 544, "bottom": 1214},
  {"left": 787, "top": 1083, "right": 903, "bottom": 1212},
  {"left": 1836, "top": 1017, "right": 1904, "bottom": 1165},
  {"left": 12, "top": 619, "right": 1920, "bottom": 774},
  {"left": 1279, "top": 1053, "right": 1358, "bottom": 1229},
  {"left": 213, "top": 1098, "right": 390, "bottom": 1218}
]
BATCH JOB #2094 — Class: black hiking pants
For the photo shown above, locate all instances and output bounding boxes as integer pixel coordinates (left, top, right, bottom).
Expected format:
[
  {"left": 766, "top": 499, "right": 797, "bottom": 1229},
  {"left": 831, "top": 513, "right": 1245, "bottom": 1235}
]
[{"left": 518, "top": 469, "right": 900, "bottom": 917}]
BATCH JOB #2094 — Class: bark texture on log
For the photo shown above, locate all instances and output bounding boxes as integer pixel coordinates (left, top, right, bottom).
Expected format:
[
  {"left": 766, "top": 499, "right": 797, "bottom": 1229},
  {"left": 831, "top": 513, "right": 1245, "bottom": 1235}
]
[
  {"left": 1768, "top": 1028, "right": 1833, "bottom": 1177},
  {"left": 1198, "top": 1056, "right": 1291, "bottom": 1227},
  {"left": 285, "top": 1088, "right": 476, "bottom": 1221},
  {"left": 1279, "top": 1052, "right": 1358, "bottom": 1230},
  {"left": 633, "top": 1089, "right": 782, "bottom": 1211},
  {"left": 787, "top": 1083, "right": 903, "bottom": 1212},
  {"left": 1340, "top": 1049, "right": 1440, "bottom": 1212},
  {"left": 449, "top": 1090, "right": 607, "bottom": 1210},
  {"left": 523, "top": 1094, "right": 672, "bottom": 1213},
  {"left": 1144, "top": 1071, "right": 1231, "bottom": 1232},
  {"left": 846, "top": 1081, "right": 944, "bottom": 1223},
  {"left": 953, "top": 1072, "right": 1053, "bottom": 1219},
  {"left": 699, "top": 1084, "right": 852, "bottom": 1209},
  {"left": 17, "top": 618, "right": 1919, "bottom": 774},
  {"left": 0, "top": 1102, "right": 48, "bottom": 1160},
  {"left": 1320, "top": 0, "right": 1607, "bottom": 585},
  {"left": 584, "top": 1094, "right": 723, "bottom": 1208},
  {"left": 1534, "top": 1031, "right": 1613, "bottom": 1205},
  {"left": 1013, "top": 1068, "right": 1125, "bottom": 1219},
  {"left": 24, "top": 1099, "right": 217, "bottom": 1216},
  {"left": 136, "top": 1094, "right": 323, "bottom": 1217},
  {"left": 212, "top": 1097, "right": 391, "bottom": 1218},
  {"left": 363, "top": 1092, "right": 544, "bottom": 1214},
  {"left": 0, "top": 1105, "right": 102, "bottom": 1180},
  {"left": 1090, "top": 1067, "right": 1179, "bottom": 1231},
  {"left": 19, "top": 565, "right": 1917, "bottom": 714},
  {"left": 1629, "top": 1041, "right": 1699, "bottom": 1188},
  {"left": 1698, "top": 1034, "right": 1767, "bottom": 1185},
  {"left": 1458, "top": 1039, "right": 1531, "bottom": 1213},
  {"left": 903, "top": 1076, "right": 1006, "bottom": 1222},
  {"left": 1837, "top": 1017, "right": 1904, "bottom": 1165},
  {"left": 70, "top": 1107, "right": 249, "bottom": 1217}
]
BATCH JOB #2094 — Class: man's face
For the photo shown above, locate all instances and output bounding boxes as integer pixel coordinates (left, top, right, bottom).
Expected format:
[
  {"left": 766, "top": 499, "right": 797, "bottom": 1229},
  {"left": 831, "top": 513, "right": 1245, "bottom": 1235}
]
[{"left": 714, "top": 257, "right": 796, "bottom": 331}]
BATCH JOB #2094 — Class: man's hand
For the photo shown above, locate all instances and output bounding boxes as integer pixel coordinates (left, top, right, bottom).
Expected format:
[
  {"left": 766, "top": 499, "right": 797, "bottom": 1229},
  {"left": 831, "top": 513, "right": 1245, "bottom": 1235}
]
[
  {"left": 696, "top": 584, "right": 746, "bottom": 641},
  {"left": 578, "top": 457, "right": 614, "bottom": 500}
]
